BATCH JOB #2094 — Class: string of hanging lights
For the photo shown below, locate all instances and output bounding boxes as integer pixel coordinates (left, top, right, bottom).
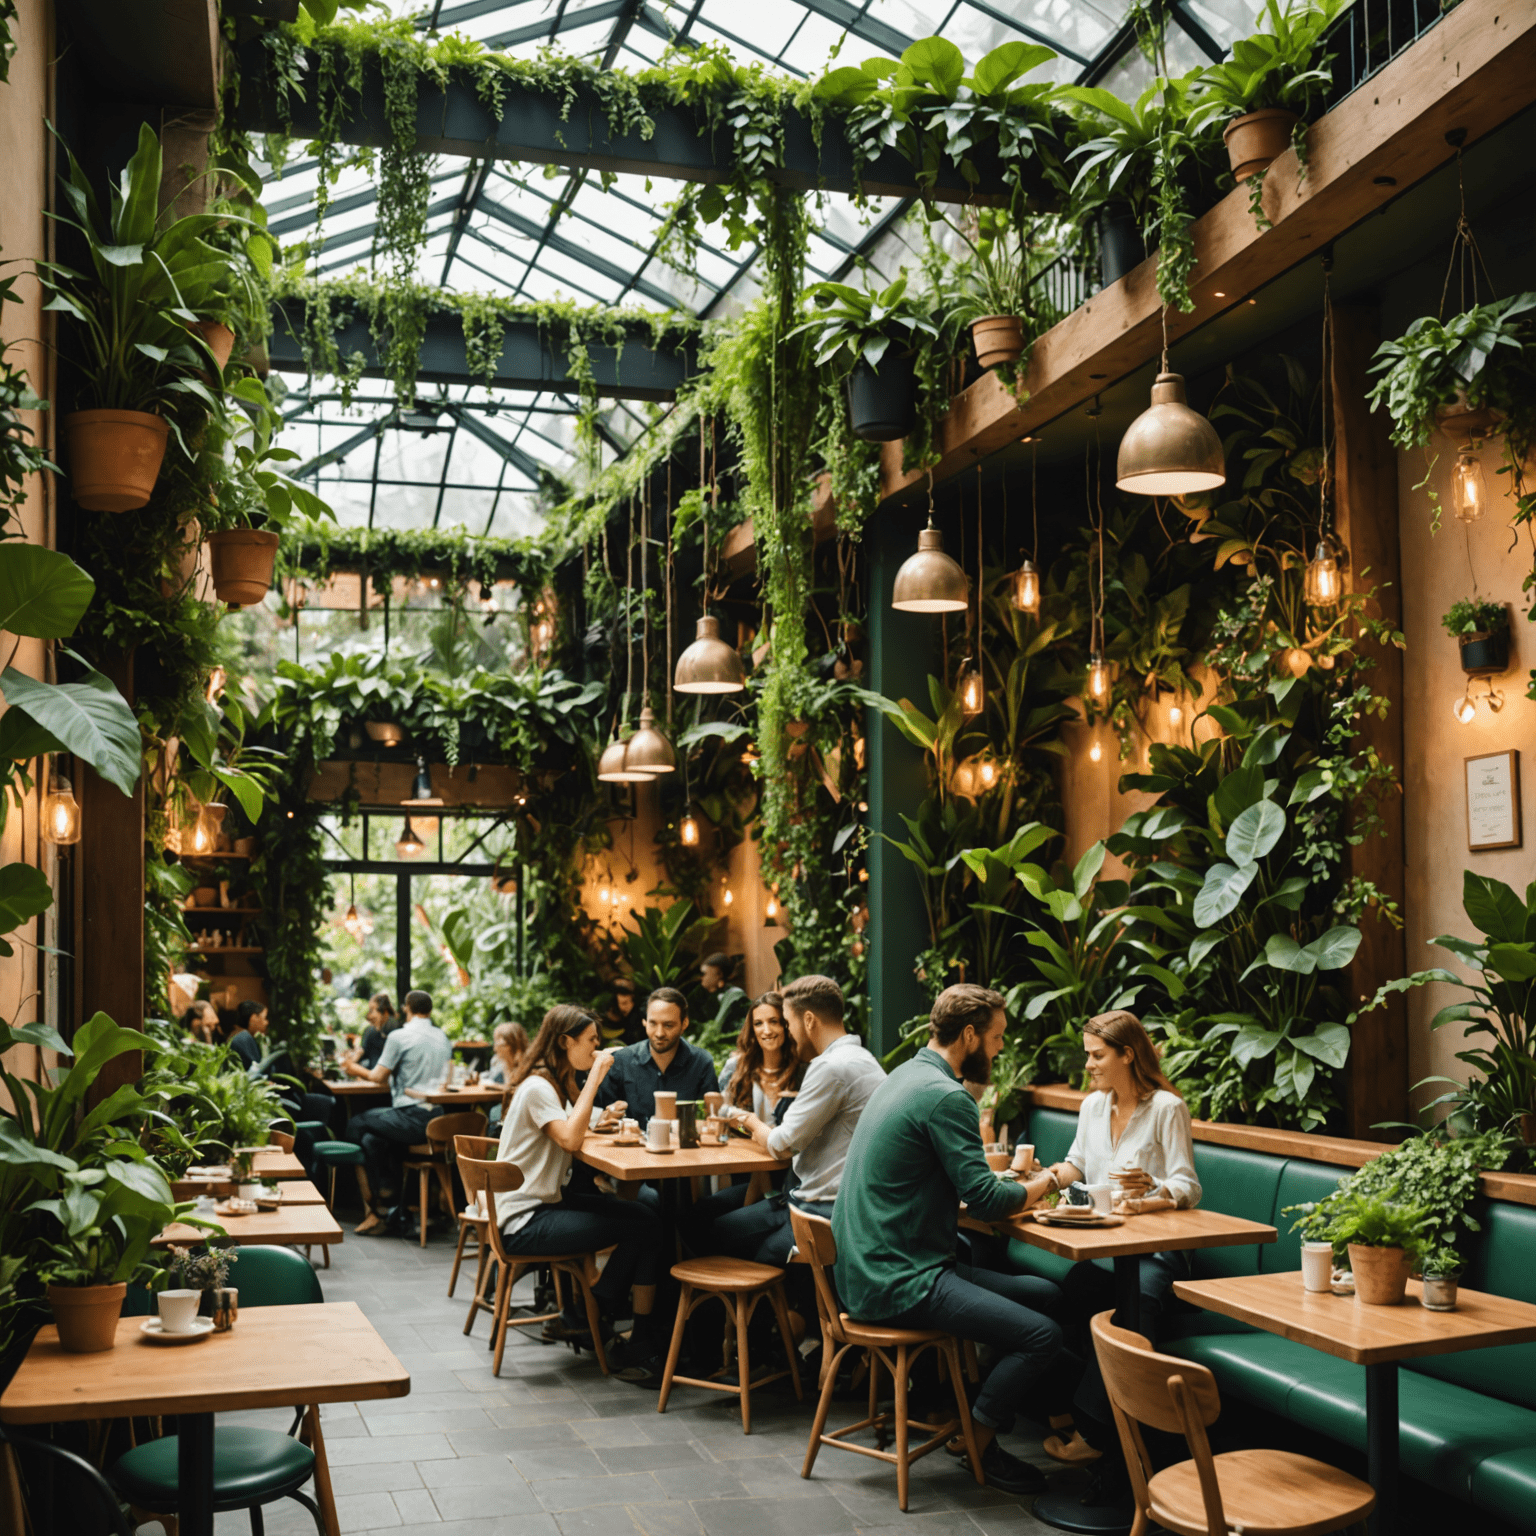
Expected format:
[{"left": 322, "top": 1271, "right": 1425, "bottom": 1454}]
[
  {"left": 1085, "top": 419, "right": 1112, "bottom": 713},
  {"left": 1010, "top": 441, "right": 1041, "bottom": 615},
  {"left": 1305, "top": 256, "right": 1343, "bottom": 609}
]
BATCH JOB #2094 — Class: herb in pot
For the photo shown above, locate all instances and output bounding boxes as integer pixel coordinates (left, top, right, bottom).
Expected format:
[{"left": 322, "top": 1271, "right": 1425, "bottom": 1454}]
[{"left": 1440, "top": 598, "right": 1509, "bottom": 638}]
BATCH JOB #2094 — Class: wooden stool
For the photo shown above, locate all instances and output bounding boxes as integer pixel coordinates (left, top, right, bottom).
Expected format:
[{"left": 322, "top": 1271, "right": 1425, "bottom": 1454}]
[
  {"left": 1091, "top": 1310, "right": 1376, "bottom": 1536},
  {"left": 405, "top": 1111, "right": 487, "bottom": 1248},
  {"left": 657, "top": 1256, "right": 803, "bottom": 1433},
  {"left": 789, "top": 1207, "right": 980, "bottom": 1512}
]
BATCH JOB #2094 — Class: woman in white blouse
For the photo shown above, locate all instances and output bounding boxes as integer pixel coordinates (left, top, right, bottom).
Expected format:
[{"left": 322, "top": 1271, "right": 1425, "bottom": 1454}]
[
  {"left": 497, "top": 1005, "right": 665, "bottom": 1383},
  {"left": 1031, "top": 1010, "right": 1200, "bottom": 1472}
]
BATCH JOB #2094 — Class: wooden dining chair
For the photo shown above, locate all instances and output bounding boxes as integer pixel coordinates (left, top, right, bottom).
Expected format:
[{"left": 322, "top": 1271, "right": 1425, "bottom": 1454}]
[
  {"left": 1090, "top": 1310, "right": 1376, "bottom": 1536},
  {"left": 454, "top": 1135, "right": 611, "bottom": 1377},
  {"left": 404, "top": 1111, "right": 487, "bottom": 1248},
  {"left": 789, "top": 1208, "right": 981, "bottom": 1513}
]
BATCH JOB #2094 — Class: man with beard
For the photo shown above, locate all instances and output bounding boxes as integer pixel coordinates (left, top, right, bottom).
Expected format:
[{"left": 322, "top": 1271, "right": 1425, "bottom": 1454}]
[
  {"left": 711, "top": 973, "right": 884, "bottom": 1267},
  {"left": 832, "top": 984, "right": 1067, "bottom": 1496}
]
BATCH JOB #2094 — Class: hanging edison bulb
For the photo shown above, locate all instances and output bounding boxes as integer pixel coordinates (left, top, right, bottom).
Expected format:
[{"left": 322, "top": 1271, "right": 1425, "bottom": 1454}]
[
  {"left": 1169, "top": 702, "right": 1184, "bottom": 727},
  {"left": 1304, "top": 535, "right": 1342, "bottom": 607},
  {"left": 764, "top": 891, "right": 781, "bottom": 927},
  {"left": 188, "top": 802, "right": 227, "bottom": 857},
  {"left": 395, "top": 817, "right": 425, "bottom": 859},
  {"left": 1086, "top": 653, "right": 1112, "bottom": 706},
  {"left": 1452, "top": 691, "right": 1477, "bottom": 725},
  {"left": 342, "top": 903, "right": 374, "bottom": 940},
  {"left": 977, "top": 759, "right": 999, "bottom": 791},
  {"left": 1009, "top": 559, "right": 1041, "bottom": 615},
  {"left": 42, "top": 775, "right": 81, "bottom": 845},
  {"left": 1452, "top": 447, "right": 1489, "bottom": 524},
  {"left": 957, "top": 658, "right": 984, "bottom": 716},
  {"left": 1089, "top": 738, "right": 1104, "bottom": 763},
  {"left": 679, "top": 813, "right": 700, "bottom": 847}
]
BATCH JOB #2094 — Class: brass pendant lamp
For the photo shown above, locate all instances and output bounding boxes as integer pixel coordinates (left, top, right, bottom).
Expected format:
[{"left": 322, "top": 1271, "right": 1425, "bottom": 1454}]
[
  {"left": 893, "top": 473, "right": 967, "bottom": 613},
  {"left": 675, "top": 436, "right": 745, "bottom": 692},
  {"left": 625, "top": 705, "right": 676, "bottom": 774},
  {"left": 597, "top": 495, "right": 654, "bottom": 782},
  {"left": 1116, "top": 309, "right": 1225, "bottom": 497}
]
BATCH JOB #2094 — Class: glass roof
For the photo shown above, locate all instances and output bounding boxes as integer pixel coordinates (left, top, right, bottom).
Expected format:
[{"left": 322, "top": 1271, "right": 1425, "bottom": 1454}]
[{"left": 263, "top": 0, "right": 1257, "bottom": 538}]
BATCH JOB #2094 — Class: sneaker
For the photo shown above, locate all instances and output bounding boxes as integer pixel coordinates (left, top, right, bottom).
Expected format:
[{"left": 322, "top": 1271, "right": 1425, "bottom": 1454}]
[
  {"left": 1043, "top": 1430, "right": 1102, "bottom": 1465},
  {"left": 963, "top": 1441, "right": 1047, "bottom": 1497}
]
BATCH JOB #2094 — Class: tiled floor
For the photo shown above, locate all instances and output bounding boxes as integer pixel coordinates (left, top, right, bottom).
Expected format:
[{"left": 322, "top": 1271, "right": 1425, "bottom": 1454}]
[{"left": 145, "top": 1233, "right": 1062, "bottom": 1536}]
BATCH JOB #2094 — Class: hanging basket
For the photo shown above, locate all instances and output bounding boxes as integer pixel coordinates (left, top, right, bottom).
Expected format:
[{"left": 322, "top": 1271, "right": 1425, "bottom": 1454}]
[
  {"left": 1459, "top": 629, "right": 1508, "bottom": 676},
  {"left": 64, "top": 410, "right": 169, "bottom": 512},
  {"left": 1223, "top": 109, "right": 1299, "bottom": 181},
  {"left": 1097, "top": 204, "right": 1144, "bottom": 288},
  {"left": 970, "top": 315, "right": 1027, "bottom": 371},
  {"left": 848, "top": 354, "right": 916, "bottom": 442},
  {"left": 1435, "top": 388, "right": 1505, "bottom": 442},
  {"left": 207, "top": 529, "right": 279, "bottom": 607}
]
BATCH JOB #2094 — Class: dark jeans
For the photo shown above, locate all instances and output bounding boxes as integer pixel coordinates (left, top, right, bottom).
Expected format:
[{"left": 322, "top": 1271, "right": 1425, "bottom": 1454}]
[
  {"left": 501, "top": 1192, "right": 664, "bottom": 1314},
  {"left": 1063, "top": 1250, "right": 1191, "bottom": 1442},
  {"left": 880, "top": 1263, "right": 1065, "bottom": 1435},
  {"left": 342, "top": 1103, "right": 434, "bottom": 1205}
]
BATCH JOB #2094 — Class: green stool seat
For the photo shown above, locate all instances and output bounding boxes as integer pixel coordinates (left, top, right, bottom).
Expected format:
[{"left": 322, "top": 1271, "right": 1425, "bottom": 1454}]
[
  {"left": 295, "top": 1119, "right": 329, "bottom": 1137},
  {"left": 311, "top": 1140, "right": 365, "bottom": 1163},
  {"left": 111, "top": 1426, "right": 316, "bottom": 1510}
]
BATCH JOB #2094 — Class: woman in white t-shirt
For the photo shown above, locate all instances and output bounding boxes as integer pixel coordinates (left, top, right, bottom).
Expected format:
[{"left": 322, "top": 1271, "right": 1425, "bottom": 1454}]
[{"left": 496, "top": 1004, "right": 665, "bottom": 1382}]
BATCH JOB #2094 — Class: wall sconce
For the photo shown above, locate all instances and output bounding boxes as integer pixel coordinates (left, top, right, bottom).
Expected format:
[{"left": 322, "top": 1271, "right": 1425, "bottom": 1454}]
[
  {"left": 764, "top": 891, "right": 780, "bottom": 927},
  {"left": 42, "top": 774, "right": 81, "bottom": 846},
  {"left": 1454, "top": 680, "right": 1504, "bottom": 724}
]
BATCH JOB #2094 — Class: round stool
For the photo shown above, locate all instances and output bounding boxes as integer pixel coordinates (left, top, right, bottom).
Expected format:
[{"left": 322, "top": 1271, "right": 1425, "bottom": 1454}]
[
  {"left": 310, "top": 1140, "right": 366, "bottom": 1211},
  {"left": 657, "top": 1257, "right": 803, "bottom": 1433}
]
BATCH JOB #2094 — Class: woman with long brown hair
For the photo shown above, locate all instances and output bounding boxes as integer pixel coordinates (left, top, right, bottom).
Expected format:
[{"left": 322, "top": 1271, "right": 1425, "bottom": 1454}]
[
  {"left": 718, "top": 992, "right": 806, "bottom": 1117},
  {"left": 496, "top": 1004, "right": 666, "bottom": 1383}
]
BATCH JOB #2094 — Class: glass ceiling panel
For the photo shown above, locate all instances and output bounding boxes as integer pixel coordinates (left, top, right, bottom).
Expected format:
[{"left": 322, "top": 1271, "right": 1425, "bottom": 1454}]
[{"left": 262, "top": 0, "right": 1254, "bottom": 536}]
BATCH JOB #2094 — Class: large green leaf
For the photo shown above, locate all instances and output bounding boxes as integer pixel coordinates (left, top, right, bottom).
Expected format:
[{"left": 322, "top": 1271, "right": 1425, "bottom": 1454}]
[
  {"left": 1193, "top": 861, "right": 1257, "bottom": 927},
  {"left": 901, "top": 36, "right": 965, "bottom": 97},
  {"left": 0, "top": 545, "right": 95, "bottom": 638},
  {"left": 1488, "top": 943, "right": 1536, "bottom": 981},
  {"left": 0, "top": 704, "right": 64, "bottom": 763},
  {"left": 1464, "top": 871, "right": 1527, "bottom": 944},
  {"left": 1213, "top": 763, "right": 1264, "bottom": 824},
  {"left": 971, "top": 41, "right": 1055, "bottom": 95},
  {"left": 0, "top": 862, "right": 53, "bottom": 944},
  {"left": 1226, "top": 799, "right": 1285, "bottom": 864},
  {"left": 1, "top": 666, "right": 141, "bottom": 796},
  {"left": 1264, "top": 933, "right": 1315, "bottom": 974},
  {"left": 1293, "top": 1024, "right": 1351, "bottom": 1068},
  {"left": 1307, "top": 925, "right": 1362, "bottom": 971}
]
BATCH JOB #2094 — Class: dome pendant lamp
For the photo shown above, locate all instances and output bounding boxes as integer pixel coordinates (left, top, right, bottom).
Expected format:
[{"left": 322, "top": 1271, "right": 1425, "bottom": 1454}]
[
  {"left": 675, "top": 614, "right": 744, "bottom": 693},
  {"left": 625, "top": 706, "right": 676, "bottom": 775},
  {"left": 1116, "top": 310, "right": 1225, "bottom": 497},
  {"left": 893, "top": 474, "right": 967, "bottom": 613},
  {"left": 598, "top": 493, "right": 658, "bottom": 783},
  {"left": 597, "top": 732, "right": 649, "bottom": 783}
]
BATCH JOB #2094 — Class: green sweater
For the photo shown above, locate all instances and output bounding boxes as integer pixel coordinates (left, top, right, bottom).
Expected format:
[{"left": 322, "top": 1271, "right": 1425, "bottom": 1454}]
[{"left": 832, "top": 1047, "right": 1028, "bottom": 1319}]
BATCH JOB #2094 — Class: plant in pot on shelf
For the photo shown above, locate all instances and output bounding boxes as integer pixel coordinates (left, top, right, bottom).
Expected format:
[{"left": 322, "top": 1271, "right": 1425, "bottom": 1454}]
[
  {"left": 37, "top": 123, "right": 241, "bottom": 513},
  {"left": 790, "top": 274, "right": 939, "bottom": 442},
  {"left": 1190, "top": 0, "right": 1341, "bottom": 229},
  {"left": 1441, "top": 597, "right": 1509, "bottom": 676},
  {"left": 928, "top": 206, "right": 1045, "bottom": 380},
  {"left": 1316, "top": 1189, "right": 1429, "bottom": 1305}
]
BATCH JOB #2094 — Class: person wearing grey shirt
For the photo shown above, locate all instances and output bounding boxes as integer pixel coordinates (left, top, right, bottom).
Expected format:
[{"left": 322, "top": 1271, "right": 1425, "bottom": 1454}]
[
  {"left": 340, "top": 989, "right": 452, "bottom": 1235},
  {"left": 713, "top": 973, "right": 884, "bottom": 1273}
]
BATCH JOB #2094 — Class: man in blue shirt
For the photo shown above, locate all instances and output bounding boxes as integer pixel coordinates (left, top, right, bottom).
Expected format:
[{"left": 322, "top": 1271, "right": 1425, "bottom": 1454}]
[
  {"left": 341, "top": 989, "right": 452, "bottom": 1235},
  {"left": 595, "top": 986, "right": 718, "bottom": 1123},
  {"left": 226, "top": 1001, "right": 267, "bottom": 1070}
]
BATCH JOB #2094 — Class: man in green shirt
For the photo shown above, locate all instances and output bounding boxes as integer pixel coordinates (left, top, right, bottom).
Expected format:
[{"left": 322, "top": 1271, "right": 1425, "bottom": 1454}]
[{"left": 833, "top": 983, "right": 1066, "bottom": 1496}]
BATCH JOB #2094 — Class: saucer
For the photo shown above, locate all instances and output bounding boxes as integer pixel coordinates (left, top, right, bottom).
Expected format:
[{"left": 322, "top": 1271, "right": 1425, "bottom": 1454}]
[
  {"left": 644, "top": 1145, "right": 676, "bottom": 1155},
  {"left": 141, "top": 1318, "right": 214, "bottom": 1344},
  {"left": 1036, "top": 1210, "right": 1124, "bottom": 1229}
]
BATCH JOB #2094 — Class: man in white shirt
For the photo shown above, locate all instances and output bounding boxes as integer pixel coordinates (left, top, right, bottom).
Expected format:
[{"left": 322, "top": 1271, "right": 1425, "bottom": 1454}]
[
  {"left": 713, "top": 973, "right": 885, "bottom": 1269},
  {"left": 341, "top": 989, "right": 452, "bottom": 1235}
]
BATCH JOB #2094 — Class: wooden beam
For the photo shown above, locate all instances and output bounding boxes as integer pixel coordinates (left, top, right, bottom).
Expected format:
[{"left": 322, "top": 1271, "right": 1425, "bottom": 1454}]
[
  {"left": 718, "top": 477, "right": 839, "bottom": 581},
  {"left": 1332, "top": 302, "right": 1408, "bottom": 1141},
  {"left": 879, "top": 0, "right": 1536, "bottom": 502}
]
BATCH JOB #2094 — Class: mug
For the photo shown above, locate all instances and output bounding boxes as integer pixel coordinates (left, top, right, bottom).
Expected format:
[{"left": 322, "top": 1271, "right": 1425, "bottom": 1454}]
[
  {"left": 157, "top": 1288, "right": 200, "bottom": 1334},
  {"left": 1301, "top": 1241, "right": 1334, "bottom": 1293},
  {"left": 620, "top": 1117, "right": 639, "bottom": 1142},
  {"left": 1087, "top": 1182, "right": 1115, "bottom": 1215},
  {"left": 646, "top": 1118, "right": 672, "bottom": 1151},
  {"left": 653, "top": 1091, "right": 678, "bottom": 1120},
  {"left": 1012, "top": 1143, "right": 1036, "bottom": 1174},
  {"left": 984, "top": 1151, "right": 1010, "bottom": 1172}
]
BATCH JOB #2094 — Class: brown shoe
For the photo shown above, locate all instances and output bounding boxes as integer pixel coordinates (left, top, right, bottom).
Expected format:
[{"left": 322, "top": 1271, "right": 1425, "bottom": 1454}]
[
  {"left": 354, "top": 1213, "right": 387, "bottom": 1236},
  {"left": 1044, "top": 1431, "right": 1103, "bottom": 1465}
]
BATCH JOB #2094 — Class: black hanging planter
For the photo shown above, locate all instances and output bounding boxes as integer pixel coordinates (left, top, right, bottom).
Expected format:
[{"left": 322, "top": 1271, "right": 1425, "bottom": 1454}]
[
  {"left": 848, "top": 354, "right": 916, "bottom": 442},
  {"left": 1459, "top": 630, "right": 1509, "bottom": 676},
  {"left": 1097, "top": 204, "right": 1145, "bottom": 289}
]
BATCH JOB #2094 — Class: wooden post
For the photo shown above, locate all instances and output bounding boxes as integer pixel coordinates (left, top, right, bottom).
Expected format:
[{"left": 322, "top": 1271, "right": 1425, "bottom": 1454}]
[
  {"left": 79, "top": 650, "right": 143, "bottom": 1097},
  {"left": 1331, "top": 302, "right": 1407, "bottom": 1139}
]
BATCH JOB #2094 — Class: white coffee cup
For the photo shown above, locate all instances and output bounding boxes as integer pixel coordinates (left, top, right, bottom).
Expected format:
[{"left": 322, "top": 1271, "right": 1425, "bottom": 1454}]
[
  {"left": 621, "top": 1118, "right": 639, "bottom": 1141},
  {"left": 1012, "top": 1144, "right": 1036, "bottom": 1174},
  {"left": 236, "top": 1183, "right": 259, "bottom": 1201},
  {"left": 646, "top": 1118, "right": 672, "bottom": 1151},
  {"left": 158, "top": 1288, "right": 201, "bottom": 1334},
  {"left": 1301, "top": 1241, "right": 1334, "bottom": 1293},
  {"left": 1088, "top": 1182, "right": 1115, "bottom": 1215}
]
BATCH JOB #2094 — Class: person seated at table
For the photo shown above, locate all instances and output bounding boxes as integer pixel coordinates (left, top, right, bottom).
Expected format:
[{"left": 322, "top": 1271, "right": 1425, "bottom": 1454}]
[
  {"left": 833, "top": 983, "right": 1069, "bottom": 1498},
  {"left": 594, "top": 985, "right": 719, "bottom": 1127},
  {"left": 352, "top": 992, "right": 398, "bottom": 1070},
  {"left": 180, "top": 1001, "right": 219, "bottom": 1045},
  {"left": 699, "top": 952, "right": 748, "bottom": 1037},
  {"left": 341, "top": 990, "right": 452, "bottom": 1236},
  {"left": 714, "top": 976, "right": 882, "bottom": 1272},
  {"left": 484, "top": 1020, "right": 529, "bottom": 1086},
  {"left": 498, "top": 1004, "right": 666, "bottom": 1383},
  {"left": 1035, "top": 1009, "right": 1200, "bottom": 1486},
  {"left": 226, "top": 1000, "right": 268, "bottom": 1070},
  {"left": 599, "top": 978, "right": 645, "bottom": 1047}
]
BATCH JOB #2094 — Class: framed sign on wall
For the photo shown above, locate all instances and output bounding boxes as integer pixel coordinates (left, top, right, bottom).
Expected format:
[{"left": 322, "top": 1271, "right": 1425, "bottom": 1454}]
[{"left": 1465, "top": 750, "right": 1522, "bottom": 851}]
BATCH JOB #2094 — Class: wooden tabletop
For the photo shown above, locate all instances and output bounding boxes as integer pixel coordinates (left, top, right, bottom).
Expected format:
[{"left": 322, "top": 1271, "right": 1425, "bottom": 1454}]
[
  {"left": 452, "top": 1039, "right": 490, "bottom": 1051},
  {"left": 173, "top": 1178, "right": 324, "bottom": 1205},
  {"left": 576, "top": 1131, "right": 788, "bottom": 1183},
  {"left": 154, "top": 1205, "right": 344, "bottom": 1249},
  {"left": 250, "top": 1150, "right": 305, "bottom": 1180},
  {"left": 324, "top": 1080, "right": 391, "bottom": 1096},
  {"left": 0, "top": 1302, "right": 408, "bottom": 1424},
  {"left": 405, "top": 1085, "right": 505, "bottom": 1107},
  {"left": 276, "top": 1179, "right": 325, "bottom": 1205},
  {"left": 1174, "top": 1270, "right": 1536, "bottom": 1365},
  {"left": 998, "top": 1206, "right": 1277, "bottom": 1262}
]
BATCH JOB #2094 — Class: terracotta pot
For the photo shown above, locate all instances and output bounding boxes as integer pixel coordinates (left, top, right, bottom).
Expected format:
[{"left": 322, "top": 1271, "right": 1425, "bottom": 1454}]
[
  {"left": 1348, "top": 1243, "right": 1410, "bottom": 1305},
  {"left": 1435, "top": 389, "right": 1505, "bottom": 442},
  {"left": 191, "top": 886, "right": 217, "bottom": 907},
  {"left": 47, "top": 1281, "right": 127, "bottom": 1353},
  {"left": 1223, "top": 108, "right": 1300, "bottom": 181},
  {"left": 64, "top": 410, "right": 169, "bottom": 512},
  {"left": 364, "top": 721, "right": 406, "bottom": 746},
  {"left": 208, "top": 529, "right": 278, "bottom": 607},
  {"left": 971, "top": 315, "right": 1026, "bottom": 371},
  {"left": 188, "top": 320, "right": 236, "bottom": 373}
]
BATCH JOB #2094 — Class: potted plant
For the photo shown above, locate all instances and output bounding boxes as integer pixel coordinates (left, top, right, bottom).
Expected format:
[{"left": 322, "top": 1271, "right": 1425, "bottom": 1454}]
[
  {"left": 1419, "top": 1246, "right": 1462, "bottom": 1313},
  {"left": 164, "top": 1242, "right": 238, "bottom": 1300},
  {"left": 1191, "top": 0, "right": 1341, "bottom": 221},
  {"left": 1319, "top": 1189, "right": 1428, "bottom": 1305},
  {"left": 1441, "top": 597, "right": 1509, "bottom": 675},
  {"left": 929, "top": 207, "right": 1042, "bottom": 373},
  {"left": 37, "top": 124, "right": 239, "bottom": 512},
  {"left": 790, "top": 275, "right": 939, "bottom": 441}
]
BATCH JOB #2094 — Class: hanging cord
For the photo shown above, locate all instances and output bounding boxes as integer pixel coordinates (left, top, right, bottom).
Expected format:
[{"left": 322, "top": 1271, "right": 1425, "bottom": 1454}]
[
  {"left": 623, "top": 495, "right": 636, "bottom": 729},
  {"left": 976, "top": 463, "right": 985, "bottom": 684},
  {"left": 1160, "top": 302, "right": 1170, "bottom": 375},
  {"left": 698, "top": 416, "right": 710, "bottom": 609},
  {"left": 1031, "top": 439, "right": 1039, "bottom": 564},
  {"left": 641, "top": 475, "right": 651, "bottom": 709},
  {"left": 1437, "top": 137, "right": 1498, "bottom": 320},
  {"left": 1320, "top": 255, "right": 1334, "bottom": 538},
  {"left": 1093, "top": 417, "right": 1107, "bottom": 656},
  {"left": 665, "top": 455, "right": 674, "bottom": 727}
]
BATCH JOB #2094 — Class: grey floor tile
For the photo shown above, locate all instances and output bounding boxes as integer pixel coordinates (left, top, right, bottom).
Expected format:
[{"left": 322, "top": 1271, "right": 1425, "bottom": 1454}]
[
  {"left": 326, "top": 1431, "right": 457, "bottom": 1466},
  {"left": 573, "top": 1417, "right": 656, "bottom": 1448},
  {"left": 532, "top": 1473, "right": 664, "bottom": 1510},
  {"left": 626, "top": 1503, "right": 708, "bottom": 1536},
  {"left": 959, "top": 1503, "right": 1055, "bottom": 1536},
  {"left": 430, "top": 1483, "right": 547, "bottom": 1523},
  {"left": 362, "top": 1408, "right": 500, "bottom": 1438},
  {"left": 512, "top": 1445, "right": 610, "bottom": 1480},
  {"left": 419, "top": 1454, "right": 529, "bottom": 1491},
  {"left": 693, "top": 1494, "right": 859, "bottom": 1536},
  {"left": 330, "top": 1461, "right": 427, "bottom": 1496},
  {"left": 393, "top": 1487, "right": 445, "bottom": 1524},
  {"left": 596, "top": 1443, "right": 709, "bottom": 1475},
  {"left": 852, "top": 1516, "right": 989, "bottom": 1536},
  {"left": 553, "top": 1508, "right": 643, "bottom": 1536},
  {"left": 649, "top": 1463, "right": 749, "bottom": 1501},
  {"left": 334, "top": 1489, "right": 403, "bottom": 1532}
]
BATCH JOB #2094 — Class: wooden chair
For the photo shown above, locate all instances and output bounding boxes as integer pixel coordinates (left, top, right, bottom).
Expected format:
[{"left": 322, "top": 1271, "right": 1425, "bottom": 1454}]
[
  {"left": 449, "top": 1191, "right": 489, "bottom": 1301},
  {"left": 404, "top": 1111, "right": 487, "bottom": 1248},
  {"left": 789, "top": 1208, "right": 981, "bottom": 1513},
  {"left": 1090, "top": 1310, "right": 1376, "bottom": 1536},
  {"left": 454, "top": 1135, "right": 611, "bottom": 1377},
  {"left": 656, "top": 1256, "right": 803, "bottom": 1433}
]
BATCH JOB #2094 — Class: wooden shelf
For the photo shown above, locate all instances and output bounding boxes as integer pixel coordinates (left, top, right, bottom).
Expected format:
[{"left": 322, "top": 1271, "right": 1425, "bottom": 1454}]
[
  {"left": 184, "top": 907, "right": 261, "bottom": 916},
  {"left": 181, "top": 946, "right": 265, "bottom": 956}
]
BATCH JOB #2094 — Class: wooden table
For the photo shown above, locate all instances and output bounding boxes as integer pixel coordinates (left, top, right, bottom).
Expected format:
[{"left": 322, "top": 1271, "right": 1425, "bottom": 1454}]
[
  {"left": 1175, "top": 1270, "right": 1536, "bottom": 1535},
  {"left": 405, "top": 1084, "right": 506, "bottom": 1108},
  {"left": 154, "top": 1205, "right": 344, "bottom": 1249},
  {"left": 0, "top": 1301, "right": 408, "bottom": 1536},
  {"left": 325, "top": 1079, "right": 391, "bottom": 1097},
  {"left": 250, "top": 1149, "right": 305, "bottom": 1181},
  {"left": 173, "top": 1177, "right": 325, "bottom": 1205}
]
